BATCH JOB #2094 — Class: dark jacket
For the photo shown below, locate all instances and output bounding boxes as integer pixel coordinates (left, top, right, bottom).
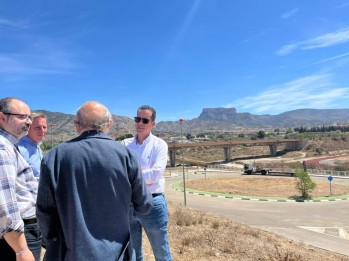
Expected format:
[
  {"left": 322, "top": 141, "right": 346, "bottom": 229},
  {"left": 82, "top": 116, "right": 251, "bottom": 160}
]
[{"left": 36, "top": 131, "right": 153, "bottom": 261}]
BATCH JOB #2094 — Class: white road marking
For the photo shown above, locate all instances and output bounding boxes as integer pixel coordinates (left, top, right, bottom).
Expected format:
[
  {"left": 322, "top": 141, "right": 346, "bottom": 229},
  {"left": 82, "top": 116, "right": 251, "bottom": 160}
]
[
  {"left": 299, "top": 226, "right": 325, "bottom": 233},
  {"left": 339, "top": 228, "right": 349, "bottom": 240},
  {"left": 298, "top": 226, "right": 349, "bottom": 240}
]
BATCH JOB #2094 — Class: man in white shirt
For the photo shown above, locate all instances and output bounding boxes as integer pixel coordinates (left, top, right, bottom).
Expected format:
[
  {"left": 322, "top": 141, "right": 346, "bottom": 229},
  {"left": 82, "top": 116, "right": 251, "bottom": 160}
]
[{"left": 122, "top": 105, "right": 172, "bottom": 261}]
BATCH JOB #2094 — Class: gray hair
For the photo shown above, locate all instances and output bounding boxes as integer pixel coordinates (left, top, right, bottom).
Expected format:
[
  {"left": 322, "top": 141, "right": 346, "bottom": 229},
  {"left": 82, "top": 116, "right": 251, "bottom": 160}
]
[
  {"left": 0, "top": 97, "right": 25, "bottom": 113},
  {"left": 31, "top": 112, "right": 47, "bottom": 120},
  {"left": 76, "top": 101, "right": 112, "bottom": 131},
  {"left": 137, "top": 105, "right": 156, "bottom": 121}
]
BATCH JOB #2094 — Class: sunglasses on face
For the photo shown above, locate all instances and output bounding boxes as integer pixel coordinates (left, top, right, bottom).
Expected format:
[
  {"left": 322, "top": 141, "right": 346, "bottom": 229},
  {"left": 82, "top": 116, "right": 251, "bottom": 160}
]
[{"left": 134, "top": 117, "right": 151, "bottom": 124}]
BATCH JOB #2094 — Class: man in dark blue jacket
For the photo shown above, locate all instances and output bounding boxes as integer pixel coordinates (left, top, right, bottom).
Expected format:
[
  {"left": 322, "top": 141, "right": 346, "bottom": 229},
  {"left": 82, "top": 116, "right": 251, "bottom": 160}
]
[{"left": 36, "top": 101, "right": 153, "bottom": 261}]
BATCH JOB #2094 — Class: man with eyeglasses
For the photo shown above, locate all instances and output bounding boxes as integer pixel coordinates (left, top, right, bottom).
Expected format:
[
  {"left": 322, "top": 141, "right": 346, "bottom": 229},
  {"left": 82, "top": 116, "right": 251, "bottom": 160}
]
[
  {"left": 18, "top": 112, "right": 48, "bottom": 180},
  {"left": 0, "top": 97, "right": 41, "bottom": 261},
  {"left": 122, "top": 105, "right": 172, "bottom": 261}
]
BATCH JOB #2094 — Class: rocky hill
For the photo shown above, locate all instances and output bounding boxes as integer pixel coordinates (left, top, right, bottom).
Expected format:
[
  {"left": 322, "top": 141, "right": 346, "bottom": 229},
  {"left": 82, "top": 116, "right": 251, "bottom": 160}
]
[
  {"left": 35, "top": 110, "right": 134, "bottom": 142},
  {"left": 155, "top": 108, "right": 349, "bottom": 133},
  {"left": 35, "top": 107, "right": 349, "bottom": 140}
]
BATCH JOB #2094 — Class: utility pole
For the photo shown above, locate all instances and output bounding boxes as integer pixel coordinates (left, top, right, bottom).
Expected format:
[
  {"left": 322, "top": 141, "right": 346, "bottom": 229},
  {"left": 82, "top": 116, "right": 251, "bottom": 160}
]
[{"left": 179, "top": 118, "right": 186, "bottom": 206}]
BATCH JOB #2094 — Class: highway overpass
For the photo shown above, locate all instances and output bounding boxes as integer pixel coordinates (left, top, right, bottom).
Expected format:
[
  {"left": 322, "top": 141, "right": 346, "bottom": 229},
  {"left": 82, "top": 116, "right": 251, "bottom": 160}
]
[{"left": 167, "top": 138, "right": 306, "bottom": 167}]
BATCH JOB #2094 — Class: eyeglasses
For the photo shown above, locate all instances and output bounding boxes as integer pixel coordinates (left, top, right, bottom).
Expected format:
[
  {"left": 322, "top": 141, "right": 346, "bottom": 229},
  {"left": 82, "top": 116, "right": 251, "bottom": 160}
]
[
  {"left": 134, "top": 117, "right": 151, "bottom": 124},
  {"left": 2, "top": 112, "right": 32, "bottom": 121}
]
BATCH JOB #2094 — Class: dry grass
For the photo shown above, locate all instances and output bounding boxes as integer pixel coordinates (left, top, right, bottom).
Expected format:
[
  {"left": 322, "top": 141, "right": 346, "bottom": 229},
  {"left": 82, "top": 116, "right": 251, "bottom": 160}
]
[
  {"left": 140, "top": 135, "right": 349, "bottom": 260},
  {"left": 39, "top": 177, "right": 349, "bottom": 261},
  {"left": 185, "top": 176, "right": 349, "bottom": 198},
  {"left": 141, "top": 202, "right": 349, "bottom": 261},
  {"left": 140, "top": 174, "right": 349, "bottom": 260}
]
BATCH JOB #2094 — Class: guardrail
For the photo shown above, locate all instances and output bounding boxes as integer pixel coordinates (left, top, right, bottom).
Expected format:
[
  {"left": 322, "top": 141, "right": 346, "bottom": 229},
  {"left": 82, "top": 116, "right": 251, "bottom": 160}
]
[
  {"left": 307, "top": 169, "right": 349, "bottom": 178},
  {"left": 206, "top": 165, "right": 349, "bottom": 178},
  {"left": 207, "top": 164, "right": 242, "bottom": 171}
]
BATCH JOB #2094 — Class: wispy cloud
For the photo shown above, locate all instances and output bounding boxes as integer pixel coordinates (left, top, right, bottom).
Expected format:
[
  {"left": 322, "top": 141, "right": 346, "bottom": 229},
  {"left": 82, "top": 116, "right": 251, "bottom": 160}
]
[
  {"left": 276, "top": 27, "right": 349, "bottom": 55},
  {"left": 276, "top": 43, "right": 299, "bottom": 56},
  {"left": 0, "top": 15, "right": 78, "bottom": 81},
  {"left": 0, "top": 17, "right": 30, "bottom": 29},
  {"left": 228, "top": 74, "right": 349, "bottom": 114},
  {"left": 312, "top": 52, "right": 349, "bottom": 65},
  {"left": 242, "top": 28, "right": 275, "bottom": 43},
  {"left": 281, "top": 8, "right": 298, "bottom": 19},
  {"left": 167, "top": 0, "right": 202, "bottom": 58},
  {"left": 0, "top": 52, "right": 75, "bottom": 76},
  {"left": 0, "top": 37, "right": 77, "bottom": 78}
]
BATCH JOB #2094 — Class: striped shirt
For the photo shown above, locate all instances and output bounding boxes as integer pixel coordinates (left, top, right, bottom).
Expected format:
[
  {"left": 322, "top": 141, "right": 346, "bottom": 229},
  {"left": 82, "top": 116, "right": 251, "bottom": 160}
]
[{"left": 0, "top": 129, "right": 38, "bottom": 238}]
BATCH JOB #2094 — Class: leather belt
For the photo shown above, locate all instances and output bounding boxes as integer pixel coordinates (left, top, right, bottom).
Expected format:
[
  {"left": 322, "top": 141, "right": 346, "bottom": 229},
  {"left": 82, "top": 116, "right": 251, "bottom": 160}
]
[
  {"left": 23, "top": 218, "right": 37, "bottom": 225},
  {"left": 152, "top": 193, "right": 163, "bottom": 198}
]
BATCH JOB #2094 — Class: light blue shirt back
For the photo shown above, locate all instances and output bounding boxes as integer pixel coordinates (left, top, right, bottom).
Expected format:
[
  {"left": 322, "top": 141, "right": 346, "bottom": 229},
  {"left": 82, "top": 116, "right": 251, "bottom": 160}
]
[{"left": 18, "top": 136, "right": 43, "bottom": 179}]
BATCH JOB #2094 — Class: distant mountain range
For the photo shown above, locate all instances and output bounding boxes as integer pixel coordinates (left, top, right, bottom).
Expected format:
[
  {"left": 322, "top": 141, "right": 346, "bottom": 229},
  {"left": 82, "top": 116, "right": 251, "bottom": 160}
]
[
  {"left": 35, "top": 110, "right": 134, "bottom": 141},
  {"left": 156, "top": 108, "right": 349, "bottom": 132},
  {"left": 36, "top": 107, "right": 349, "bottom": 140}
]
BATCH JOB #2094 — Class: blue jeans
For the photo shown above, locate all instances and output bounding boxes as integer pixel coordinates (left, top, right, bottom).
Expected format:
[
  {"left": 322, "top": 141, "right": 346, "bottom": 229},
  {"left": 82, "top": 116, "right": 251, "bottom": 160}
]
[{"left": 130, "top": 194, "right": 172, "bottom": 261}]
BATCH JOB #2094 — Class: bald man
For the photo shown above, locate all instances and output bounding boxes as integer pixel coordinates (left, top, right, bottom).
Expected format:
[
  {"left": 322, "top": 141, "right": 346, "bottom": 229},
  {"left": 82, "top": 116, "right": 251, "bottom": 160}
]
[{"left": 36, "top": 101, "right": 152, "bottom": 261}]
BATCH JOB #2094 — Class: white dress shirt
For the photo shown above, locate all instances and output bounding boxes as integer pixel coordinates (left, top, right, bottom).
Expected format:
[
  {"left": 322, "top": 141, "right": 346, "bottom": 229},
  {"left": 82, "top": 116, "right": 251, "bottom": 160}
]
[{"left": 122, "top": 133, "right": 168, "bottom": 194}]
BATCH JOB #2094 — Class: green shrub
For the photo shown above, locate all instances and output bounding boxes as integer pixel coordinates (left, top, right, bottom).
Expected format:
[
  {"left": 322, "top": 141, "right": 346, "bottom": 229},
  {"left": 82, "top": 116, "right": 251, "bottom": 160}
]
[{"left": 294, "top": 169, "right": 316, "bottom": 198}]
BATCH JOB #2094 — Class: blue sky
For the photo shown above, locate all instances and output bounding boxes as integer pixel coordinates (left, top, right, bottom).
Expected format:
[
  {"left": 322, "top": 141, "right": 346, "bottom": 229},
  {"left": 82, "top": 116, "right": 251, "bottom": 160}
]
[{"left": 2, "top": 1, "right": 349, "bottom": 121}]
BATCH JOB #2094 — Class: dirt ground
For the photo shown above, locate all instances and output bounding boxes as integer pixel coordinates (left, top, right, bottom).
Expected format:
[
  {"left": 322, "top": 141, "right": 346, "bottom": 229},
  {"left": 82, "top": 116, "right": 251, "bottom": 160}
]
[
  {"left": 141, "top": 201, "right": 349, "bottom": 261},
  {"left": 185, "top": 176, "right": 349, "bottom": 198}
]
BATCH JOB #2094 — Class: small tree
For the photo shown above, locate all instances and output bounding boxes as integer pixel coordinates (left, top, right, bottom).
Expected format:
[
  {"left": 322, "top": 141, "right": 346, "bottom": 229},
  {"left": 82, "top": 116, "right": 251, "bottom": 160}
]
[
  {"left": 294, "top": 169, "right": 316, "bottom": 198},
  {"left": 115, "top": 133, "right": 133, "bottom": 141},
  {"left": 257, "top": 130, "right": 265, "bottom": 139},
  {"left": 186, "top": 133, "right": 193, "bottom": 140}
]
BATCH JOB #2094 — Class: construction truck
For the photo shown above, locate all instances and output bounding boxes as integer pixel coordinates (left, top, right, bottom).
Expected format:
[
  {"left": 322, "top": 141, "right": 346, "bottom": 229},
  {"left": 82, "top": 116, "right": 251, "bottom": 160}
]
[
  {"left": 243, "top": 163, "right": 295, "bottom": 176},
  {"left": 243, "top": 164, "right": 270, "bottom": 175}
]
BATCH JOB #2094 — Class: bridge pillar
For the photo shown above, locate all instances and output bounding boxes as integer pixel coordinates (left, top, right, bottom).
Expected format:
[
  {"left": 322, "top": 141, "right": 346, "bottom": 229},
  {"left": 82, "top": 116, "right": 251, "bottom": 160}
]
[
  {"left": 223, "top": 147, "right": 231, "bottom": 162},
  {"left": 285, "top": 141, "right": 296, "bottom": 150},
  {"left": 286, "top": 140, "right": 308, "bottom": 150},
  {"left": 269, "top": 145, "right": 277, "bottom": 156},
  {"left": 169, "top": 149, "right": 176, "bottom": 167}
]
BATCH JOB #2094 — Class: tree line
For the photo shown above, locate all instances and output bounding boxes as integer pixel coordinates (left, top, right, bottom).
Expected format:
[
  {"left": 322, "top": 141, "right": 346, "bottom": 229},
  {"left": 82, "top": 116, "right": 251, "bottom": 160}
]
[{"left": 294, "top": 125, "right": 349, "bottom": 133}]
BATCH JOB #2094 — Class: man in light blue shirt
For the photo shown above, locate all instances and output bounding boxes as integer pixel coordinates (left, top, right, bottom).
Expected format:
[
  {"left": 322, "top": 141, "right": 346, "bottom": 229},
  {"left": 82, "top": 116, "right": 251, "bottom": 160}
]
[{"left": 18, "top": 112, "right": 47, "bottom": 179}]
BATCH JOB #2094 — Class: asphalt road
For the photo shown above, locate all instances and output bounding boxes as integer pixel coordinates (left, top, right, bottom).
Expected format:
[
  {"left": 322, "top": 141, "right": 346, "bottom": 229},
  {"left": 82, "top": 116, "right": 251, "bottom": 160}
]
[{"left": 165, "top": 170, "right": 349, "bottom": 257}]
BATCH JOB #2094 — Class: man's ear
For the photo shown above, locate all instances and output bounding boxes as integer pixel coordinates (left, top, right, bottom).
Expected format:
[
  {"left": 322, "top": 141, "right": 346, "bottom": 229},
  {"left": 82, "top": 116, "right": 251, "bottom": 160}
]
[
  {"left": 108, "top": 119, "right": 113, "bottom": 129},
  {"left": 0, "top": 112, "right": 6, "bottom": 122},
  {"left": 73, "top": 120, "right": 81, "bottom": 133}
]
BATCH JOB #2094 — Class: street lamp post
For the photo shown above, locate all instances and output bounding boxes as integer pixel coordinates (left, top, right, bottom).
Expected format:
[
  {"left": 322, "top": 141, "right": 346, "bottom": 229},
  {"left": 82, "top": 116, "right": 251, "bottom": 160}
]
[{"left": 179, "top": 118, "right": 186, "bottom": 206}]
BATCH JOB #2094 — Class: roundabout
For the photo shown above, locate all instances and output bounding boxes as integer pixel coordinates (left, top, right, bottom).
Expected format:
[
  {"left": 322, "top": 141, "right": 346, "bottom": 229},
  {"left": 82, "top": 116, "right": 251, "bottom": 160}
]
[
  {"left": 165, "top": 169, "right": 349, "bottom": 257},
  {"left": 171, "top": 174, "right": 349, "bottom": 202}
]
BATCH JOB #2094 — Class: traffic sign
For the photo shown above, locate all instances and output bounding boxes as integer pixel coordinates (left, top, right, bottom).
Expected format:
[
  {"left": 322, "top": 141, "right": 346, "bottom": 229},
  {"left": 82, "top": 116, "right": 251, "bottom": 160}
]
[{"left": 328, "top": 175, "right": 333, "bottom": 182}]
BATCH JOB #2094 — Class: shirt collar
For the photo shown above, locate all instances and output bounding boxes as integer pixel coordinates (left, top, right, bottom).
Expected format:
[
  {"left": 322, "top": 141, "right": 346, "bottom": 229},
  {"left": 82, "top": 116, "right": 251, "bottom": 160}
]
[
  {"left": 136, "top": 132, "right": 153, "bottom": 145},
  {"left": 20, "top": 135, "right": 38, "bottom": 147},
  {"left": 0, "top": 128, "right": 19, "bottom": 146}
]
